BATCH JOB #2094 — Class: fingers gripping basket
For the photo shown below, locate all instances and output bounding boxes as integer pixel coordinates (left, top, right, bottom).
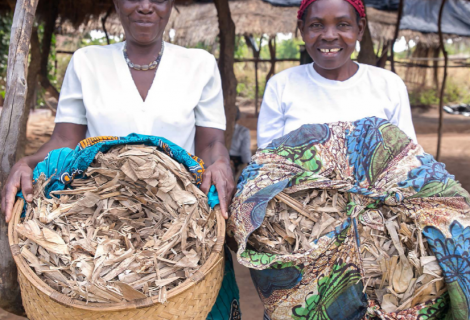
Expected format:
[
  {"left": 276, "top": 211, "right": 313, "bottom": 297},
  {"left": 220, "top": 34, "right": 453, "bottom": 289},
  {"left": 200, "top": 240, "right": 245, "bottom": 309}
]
[{"left": 9, "top": 199, "right": 225, "bottom": 320}]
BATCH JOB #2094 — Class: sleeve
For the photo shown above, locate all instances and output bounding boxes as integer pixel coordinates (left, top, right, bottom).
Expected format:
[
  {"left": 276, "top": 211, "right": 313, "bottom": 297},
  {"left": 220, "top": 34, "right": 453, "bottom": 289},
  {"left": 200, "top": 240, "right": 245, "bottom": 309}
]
[
  {"left": 194, "top": 55, "right": 226, "bottom": 130},
  {"left": 257, "top": 77, "right": 285, "bottom": 148},
  {"left": 241, "top": 128, "right": 252, "bottom": 164},
  {"left": 54, "top": 52, "right": 87, "bottom": 125},
  {"left": 388, "top": 79, "right": 417, "bottom": 143}
]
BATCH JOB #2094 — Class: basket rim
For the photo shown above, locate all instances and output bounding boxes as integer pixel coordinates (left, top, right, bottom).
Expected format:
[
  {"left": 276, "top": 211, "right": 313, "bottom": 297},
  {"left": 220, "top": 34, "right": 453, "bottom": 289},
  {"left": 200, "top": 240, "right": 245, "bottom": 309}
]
[{"left": 8, "top": 198, "right": 225, "bottom": 312}]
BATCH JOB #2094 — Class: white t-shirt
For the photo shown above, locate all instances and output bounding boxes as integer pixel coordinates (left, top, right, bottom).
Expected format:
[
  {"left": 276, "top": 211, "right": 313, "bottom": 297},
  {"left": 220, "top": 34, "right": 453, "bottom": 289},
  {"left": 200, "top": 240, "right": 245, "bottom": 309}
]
[
  {"left": 258, "top": 63, "right": 417, "bottom": 148},
  {"left": 55, "top": 42, "right": 226, "bottom": 154}
]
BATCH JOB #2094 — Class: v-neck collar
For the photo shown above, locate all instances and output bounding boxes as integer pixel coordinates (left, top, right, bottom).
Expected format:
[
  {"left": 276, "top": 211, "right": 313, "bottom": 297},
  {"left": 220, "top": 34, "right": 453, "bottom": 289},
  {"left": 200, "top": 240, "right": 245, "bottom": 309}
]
[{"left": 114, "top": 41, "right": 170, "bottom": 106}]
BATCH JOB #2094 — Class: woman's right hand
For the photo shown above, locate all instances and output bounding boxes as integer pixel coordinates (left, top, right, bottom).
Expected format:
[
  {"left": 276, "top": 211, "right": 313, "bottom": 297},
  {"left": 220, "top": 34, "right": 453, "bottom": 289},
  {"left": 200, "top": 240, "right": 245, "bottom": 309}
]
[
  {"left": 1, "top": 159, "right": 34, "bottom": 223},
  {"left": 1, "top": 123, "right": 87, "bottom": 223}
]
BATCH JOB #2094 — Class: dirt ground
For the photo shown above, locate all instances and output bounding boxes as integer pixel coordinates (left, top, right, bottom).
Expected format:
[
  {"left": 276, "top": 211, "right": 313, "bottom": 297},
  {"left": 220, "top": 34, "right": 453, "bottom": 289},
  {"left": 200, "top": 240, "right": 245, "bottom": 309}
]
[{"left": 0, "top": 104, "right": 468, "bottom": 319}]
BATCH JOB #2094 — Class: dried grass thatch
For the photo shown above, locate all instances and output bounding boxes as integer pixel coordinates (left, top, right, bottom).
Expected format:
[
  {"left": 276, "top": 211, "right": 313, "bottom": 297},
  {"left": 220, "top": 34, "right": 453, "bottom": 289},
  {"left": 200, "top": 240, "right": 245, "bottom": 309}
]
[
  {"left": 55, "top": 0, "right": 298, "bottom": 46},
  {"left": 167, "top": 0, "right": 298, "bottom": 46},
  {"left": 0, "top": 0, "right": 114, "bottom": 28}
]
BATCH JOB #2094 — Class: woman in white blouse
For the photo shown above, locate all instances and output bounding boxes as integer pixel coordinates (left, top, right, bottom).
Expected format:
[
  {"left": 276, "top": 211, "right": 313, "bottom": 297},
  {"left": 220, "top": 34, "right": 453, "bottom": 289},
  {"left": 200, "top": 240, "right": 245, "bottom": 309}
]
[{"left": 2, "top": 0, "right": 235, "bottom": 221}]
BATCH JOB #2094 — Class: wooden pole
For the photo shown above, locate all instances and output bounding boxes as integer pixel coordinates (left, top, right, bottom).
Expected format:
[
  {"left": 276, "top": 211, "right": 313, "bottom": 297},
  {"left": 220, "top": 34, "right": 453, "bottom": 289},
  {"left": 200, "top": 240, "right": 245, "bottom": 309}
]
[
  {"left": 391, "top": 0, "right": 404, "bottom": 73},
  {"left": 436, "top": 0, "right": 448, "bottom": 161},
  {"left": 244, "top": 35, "right": 261, "bottom": 116},
  {"left": 102, "top": 7, "right": 113, "bottom": 46},
  {"left": 266, "top": 36, "right": 276, "bottom": 83},
  {"left": 433, "top": 47, "right": 440, "bottom": 92},
  {"left": 38, "top": 0, "right": 59, "bottom": 101},
  {"left": 254, "top": 58, "right": 259, "bottom": 116},
  {"left": 0, "top": 0, "right": 39, "bottom": 315},
  {"left": 357, "top": 2, "right": 376, "bottom": 65},
  {"left": 17, "top": 26, "right": 41, "bottom": 161},
  {"left": 213, "top": 0, "right": 237, "bottom": 149}
]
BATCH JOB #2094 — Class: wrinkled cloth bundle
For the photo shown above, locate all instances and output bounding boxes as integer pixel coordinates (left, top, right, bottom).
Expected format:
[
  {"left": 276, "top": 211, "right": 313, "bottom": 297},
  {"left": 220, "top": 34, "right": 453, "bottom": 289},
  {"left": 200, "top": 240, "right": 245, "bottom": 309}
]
[{"left": 227, "top": 117, "right": 470, "bottom": 320}]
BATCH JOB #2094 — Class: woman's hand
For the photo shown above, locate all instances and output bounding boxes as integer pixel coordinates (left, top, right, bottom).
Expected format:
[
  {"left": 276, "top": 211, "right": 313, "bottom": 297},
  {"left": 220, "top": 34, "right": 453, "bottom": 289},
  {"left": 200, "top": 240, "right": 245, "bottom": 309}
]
[
  {"left": 200, "top": 157, "right": 235, "bottom": 219},
  {"left": 1, "top": 159, "right": 34, "bottom": 223},
  {"left": 1, "top": 123, "right": 87, "bottom": 223},
  {"left": 195, "top": 126, "right": 236, "bottom": 219}
]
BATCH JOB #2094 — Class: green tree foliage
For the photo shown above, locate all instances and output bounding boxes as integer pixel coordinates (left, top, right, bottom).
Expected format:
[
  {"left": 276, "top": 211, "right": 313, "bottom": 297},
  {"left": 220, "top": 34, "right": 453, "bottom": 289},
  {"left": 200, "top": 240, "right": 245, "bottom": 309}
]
[{"left": 0, "top": 13, "right": 12, "bottom": 98}]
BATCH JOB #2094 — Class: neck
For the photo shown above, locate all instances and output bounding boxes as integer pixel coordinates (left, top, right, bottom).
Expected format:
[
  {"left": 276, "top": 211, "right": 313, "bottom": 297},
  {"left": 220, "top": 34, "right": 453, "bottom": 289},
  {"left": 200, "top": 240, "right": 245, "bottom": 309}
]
[
  {"left": 125, "top": 39, "right": 163, "bottom": 64},
  {"left": 313, "top": 60, "right": 358, "bottom": 81}
]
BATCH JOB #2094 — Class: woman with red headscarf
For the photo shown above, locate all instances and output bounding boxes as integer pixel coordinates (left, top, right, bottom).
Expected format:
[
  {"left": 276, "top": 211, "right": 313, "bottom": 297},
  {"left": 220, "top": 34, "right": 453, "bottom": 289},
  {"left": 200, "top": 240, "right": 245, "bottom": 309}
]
[{"left": 257, "top": 0, "right": 417, "bottom": 148}]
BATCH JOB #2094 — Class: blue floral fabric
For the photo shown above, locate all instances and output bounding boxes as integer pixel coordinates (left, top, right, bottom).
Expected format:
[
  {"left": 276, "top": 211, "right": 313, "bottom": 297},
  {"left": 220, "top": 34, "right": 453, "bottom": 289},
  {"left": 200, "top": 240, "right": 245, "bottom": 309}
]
[{"left": 228, "top": 117, "right": 470, "bottom": 319}]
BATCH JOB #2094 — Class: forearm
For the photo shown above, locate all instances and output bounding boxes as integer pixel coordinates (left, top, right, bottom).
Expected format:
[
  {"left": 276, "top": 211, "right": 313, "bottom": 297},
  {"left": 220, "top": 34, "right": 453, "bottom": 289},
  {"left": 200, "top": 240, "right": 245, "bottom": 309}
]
[
  {"left": 197, "top": 140, "right": 230, "bottom": 167},
  {"left": 195, "top": 127, "right": 230, "bottom": 167},
  {"left": 22, "top": 123, "right": 86, "bottom": 169}
]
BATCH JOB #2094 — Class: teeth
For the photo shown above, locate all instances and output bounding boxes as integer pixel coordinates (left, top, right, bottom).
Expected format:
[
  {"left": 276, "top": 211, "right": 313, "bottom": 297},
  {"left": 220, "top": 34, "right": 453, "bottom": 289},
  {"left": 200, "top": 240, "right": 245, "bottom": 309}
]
[{"left": 320, "top": 48, "right": 341, "bottom": 53}]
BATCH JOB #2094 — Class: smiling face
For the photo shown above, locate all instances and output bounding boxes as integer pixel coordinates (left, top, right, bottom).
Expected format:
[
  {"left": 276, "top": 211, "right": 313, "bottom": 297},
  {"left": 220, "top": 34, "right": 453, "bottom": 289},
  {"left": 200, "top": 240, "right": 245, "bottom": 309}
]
[
  {"left": 114, "top": 0, "right": 173, "bottom": 46},
  {"left": 298, "top": 0, "right": 365, "bottom": 76}
]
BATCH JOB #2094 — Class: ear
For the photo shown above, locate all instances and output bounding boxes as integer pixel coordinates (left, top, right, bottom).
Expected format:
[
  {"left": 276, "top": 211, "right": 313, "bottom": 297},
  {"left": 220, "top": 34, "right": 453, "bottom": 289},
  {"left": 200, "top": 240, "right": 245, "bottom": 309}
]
[
  {"left": 297, "top": 19, "right": 306, "bottom": 41},
  {"left": 356, "top": 17, "right": 366, "bottom": 42}
]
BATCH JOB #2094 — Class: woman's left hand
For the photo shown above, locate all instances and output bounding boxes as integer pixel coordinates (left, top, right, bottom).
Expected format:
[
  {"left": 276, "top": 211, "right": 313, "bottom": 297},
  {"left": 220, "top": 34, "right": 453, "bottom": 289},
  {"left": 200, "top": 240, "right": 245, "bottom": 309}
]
[{"left": 200, "top": 157, "right": 235, "bottom": 219}]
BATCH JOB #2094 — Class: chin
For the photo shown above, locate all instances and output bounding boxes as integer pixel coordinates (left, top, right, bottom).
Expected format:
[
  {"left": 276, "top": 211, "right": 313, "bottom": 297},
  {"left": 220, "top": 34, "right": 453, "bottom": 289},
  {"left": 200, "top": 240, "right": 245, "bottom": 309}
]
[
  {"left": 311, "top": 54, "right": 351, "bottom": 71},
  {"left": 132, "top": 33, "right": 159, "bottom": 45}
]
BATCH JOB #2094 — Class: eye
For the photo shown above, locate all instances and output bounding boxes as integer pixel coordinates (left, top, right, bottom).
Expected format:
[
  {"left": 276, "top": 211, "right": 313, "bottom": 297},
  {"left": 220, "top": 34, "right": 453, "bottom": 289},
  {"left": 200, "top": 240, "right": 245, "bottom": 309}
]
[
  {"left": 338, "top": 22, "right": 351, "bottom": 28},
  {"left": 309, "top": 23, "right": 322, "bottom": 28}
]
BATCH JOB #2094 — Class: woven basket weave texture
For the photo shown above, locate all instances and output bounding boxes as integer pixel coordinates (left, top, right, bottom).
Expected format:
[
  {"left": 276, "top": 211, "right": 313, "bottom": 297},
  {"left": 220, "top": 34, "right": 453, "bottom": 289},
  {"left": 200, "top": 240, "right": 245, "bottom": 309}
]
[
  {"left": 9, "top": 199, "right": 225, "bottom": 320},
  {"left": 17, "top": 253, "right": 224, "bottom": 320}
]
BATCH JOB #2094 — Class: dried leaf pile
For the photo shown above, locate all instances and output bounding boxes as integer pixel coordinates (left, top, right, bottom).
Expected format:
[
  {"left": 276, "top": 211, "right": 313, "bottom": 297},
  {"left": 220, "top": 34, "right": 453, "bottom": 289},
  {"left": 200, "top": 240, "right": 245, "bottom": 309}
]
[
  {"left": 248, "top": 190, "right": 347, "bottom": 254},
  {"left": 248, "top": 189, "right": 445, "bottom": 313},
  {"left": 360, "top": 210, "right": 445, "bottom": 313},
  {"left": 16, "top": 145, "right": 218, "bottom": 303}
]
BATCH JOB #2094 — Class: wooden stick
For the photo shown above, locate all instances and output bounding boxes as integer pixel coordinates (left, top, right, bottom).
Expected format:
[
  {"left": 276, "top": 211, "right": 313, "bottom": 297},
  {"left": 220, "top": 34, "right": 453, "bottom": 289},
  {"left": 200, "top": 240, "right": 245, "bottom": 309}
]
[
  {"left": 436, "top": 0, "right": 448, "bottom": 161},
  {"left": 0, "top": 0, "right": 39, "bottom": 314}
]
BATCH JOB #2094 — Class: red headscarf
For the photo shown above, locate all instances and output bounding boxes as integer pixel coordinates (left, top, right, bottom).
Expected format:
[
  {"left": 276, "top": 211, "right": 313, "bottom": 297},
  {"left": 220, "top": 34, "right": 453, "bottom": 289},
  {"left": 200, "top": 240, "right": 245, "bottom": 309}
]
[{"left": 297, "top": 0, "right": 366, "bottom": 20}]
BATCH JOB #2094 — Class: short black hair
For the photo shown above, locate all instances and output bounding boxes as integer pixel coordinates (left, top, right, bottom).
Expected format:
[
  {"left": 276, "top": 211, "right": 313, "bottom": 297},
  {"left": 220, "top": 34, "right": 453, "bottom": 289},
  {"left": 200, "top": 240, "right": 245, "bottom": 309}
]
[{"left": 301, "top": 3, "right": 361, "bottom": 23}]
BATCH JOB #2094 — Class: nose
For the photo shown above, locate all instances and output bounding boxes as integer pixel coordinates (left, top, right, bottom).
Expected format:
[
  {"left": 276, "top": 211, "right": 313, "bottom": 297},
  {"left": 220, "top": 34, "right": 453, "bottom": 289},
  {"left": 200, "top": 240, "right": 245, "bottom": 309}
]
[
  {"left": 321, "top": 26, "right": 338, "bottom": 41},
  {"left": 138, "top": 0, "right": 154, "bottom": 14}
]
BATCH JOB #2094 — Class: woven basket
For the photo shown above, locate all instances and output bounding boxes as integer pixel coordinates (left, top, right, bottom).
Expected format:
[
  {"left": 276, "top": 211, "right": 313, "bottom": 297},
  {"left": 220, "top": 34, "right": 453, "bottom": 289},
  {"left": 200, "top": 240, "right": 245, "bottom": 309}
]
[{"left": 8, "top": 199, "right": 225, "bottom": 320}]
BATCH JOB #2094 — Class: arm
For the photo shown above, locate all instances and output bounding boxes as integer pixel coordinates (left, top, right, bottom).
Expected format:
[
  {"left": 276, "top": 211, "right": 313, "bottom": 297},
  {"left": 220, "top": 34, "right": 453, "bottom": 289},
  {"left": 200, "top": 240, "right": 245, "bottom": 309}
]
[
  {"left": 1, "top": 123, "right": 86, "bottom": 222},
  {"left": 195, "top": 126, "right": 234, "bottom": 219},
  {"left": 389, "top": 79, "right": 417, "bottom": 143}
]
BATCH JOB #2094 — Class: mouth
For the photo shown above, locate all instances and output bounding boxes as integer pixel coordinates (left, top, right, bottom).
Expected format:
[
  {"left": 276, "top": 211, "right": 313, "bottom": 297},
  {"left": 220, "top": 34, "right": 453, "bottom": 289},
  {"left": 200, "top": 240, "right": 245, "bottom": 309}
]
[
  {"left": 133, "top": 20, "right": 155, "bottom": 26},
  {"left": 317, "top": 48, "right": 343, "bottom": 56}
]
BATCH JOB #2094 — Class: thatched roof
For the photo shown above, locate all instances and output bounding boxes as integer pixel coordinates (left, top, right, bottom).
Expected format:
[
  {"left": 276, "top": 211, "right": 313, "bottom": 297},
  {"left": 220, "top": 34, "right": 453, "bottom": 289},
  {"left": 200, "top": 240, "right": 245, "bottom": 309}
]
[
  {"left": 0, "top": 0, "right": 114, "bottom": 27},
  {"left": 55, "top": 0, "right": 298, "bottom": 46},
  {"left": 167, "top": 0, "right": 298, "bottom": 46},
  {"left": 0, "top": 0, "right": 202, "bottom": 30}
]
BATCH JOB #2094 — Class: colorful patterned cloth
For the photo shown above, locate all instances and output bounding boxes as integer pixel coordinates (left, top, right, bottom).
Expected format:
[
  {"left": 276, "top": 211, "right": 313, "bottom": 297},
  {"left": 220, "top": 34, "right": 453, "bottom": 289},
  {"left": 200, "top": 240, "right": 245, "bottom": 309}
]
[
  {"left": 21, "top": 133, "right": 240, "bottom": 320},
  {"left": 227, "top": 117, "right": 470, "bottom": 320}
]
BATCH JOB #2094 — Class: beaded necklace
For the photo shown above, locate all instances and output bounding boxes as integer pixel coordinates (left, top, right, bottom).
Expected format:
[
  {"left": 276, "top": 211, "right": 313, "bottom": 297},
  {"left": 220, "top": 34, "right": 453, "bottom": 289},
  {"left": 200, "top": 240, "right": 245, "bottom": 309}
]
[{"left": 123, "top": 40, "right": 164, "bottom": 71}]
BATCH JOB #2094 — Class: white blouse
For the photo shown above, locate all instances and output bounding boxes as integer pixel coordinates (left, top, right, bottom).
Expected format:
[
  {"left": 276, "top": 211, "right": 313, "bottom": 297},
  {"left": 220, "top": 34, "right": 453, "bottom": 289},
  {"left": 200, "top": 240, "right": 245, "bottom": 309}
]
[
  {"left": 258, "top": 63, "right": 417, "bottom": 148},
  {"left": 55, "top": 41, "right": 226, "bottom": 154}
]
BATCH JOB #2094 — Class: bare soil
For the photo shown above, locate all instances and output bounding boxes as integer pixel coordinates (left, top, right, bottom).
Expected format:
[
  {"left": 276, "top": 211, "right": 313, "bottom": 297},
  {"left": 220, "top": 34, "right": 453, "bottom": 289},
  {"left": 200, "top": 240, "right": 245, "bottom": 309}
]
[{"left": 1, "top": 103, "right": 468, "bottom": 319}]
